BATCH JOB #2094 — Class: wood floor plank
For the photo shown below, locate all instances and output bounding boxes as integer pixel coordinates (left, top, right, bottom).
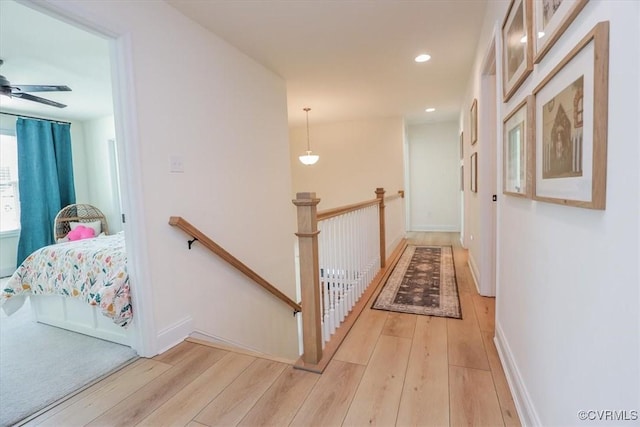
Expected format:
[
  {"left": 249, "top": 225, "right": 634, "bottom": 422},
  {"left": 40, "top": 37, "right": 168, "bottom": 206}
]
[
  {"left": 447, "top": 293, "right": 490, "bottom": 370},
  {"left": 333, "top": 308, "right": 387, "bottom": 365},
  {"left": 473, "top": 294, "right": 496, "bottom": 332},
  {"left": 152, "top": 341, "right": 200, "bottom": 365},
  {"left": 85, "top": 344, "right": 227, "bottom": 426},
  {"left": 397, "top": 316, "right": 449, "bottom": 427},
  {"left": 481, "top": 331, "right": 521, "bottom": 427},
  {"left": 24, "top": 358, "right": 143, "bottom": 426},
  {"left": 342, "top": 334, "right": 412, "bottom": 426},
  {"left": 381, "top": 311, "right": 417, "bottom": 339},
  {"left": 24, "top": 233, "right": 524, "bottom": 427},
  {"left": 194, "top": 358, "right": 287, "bottom": 426},
  {"left": 449, "top": 365, "right": 504, "bottom": 427},
  {"left": 137, "top": 352, "right": 255, "bottom": 426},
  {"left": 290, "top": 360, "right": 366, "bottom": 427},
  {"left": 237, "top": 367, "right": 319, "bottom": 426},
  {"left": 36, "top": 359, "right": 171, "bottom": 427}
]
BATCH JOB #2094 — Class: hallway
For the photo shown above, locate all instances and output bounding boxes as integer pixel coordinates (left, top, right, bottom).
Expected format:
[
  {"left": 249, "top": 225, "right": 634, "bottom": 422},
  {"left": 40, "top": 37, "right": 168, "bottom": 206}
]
[{"left": 25, "top": 232, "right": 520, "bottom": 426}]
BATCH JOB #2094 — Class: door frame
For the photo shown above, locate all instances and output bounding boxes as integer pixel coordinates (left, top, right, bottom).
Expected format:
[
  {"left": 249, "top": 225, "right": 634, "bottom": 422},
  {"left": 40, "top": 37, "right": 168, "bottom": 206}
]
[{"left": 22, "top": 0, "right": 157, "bottom": 356}]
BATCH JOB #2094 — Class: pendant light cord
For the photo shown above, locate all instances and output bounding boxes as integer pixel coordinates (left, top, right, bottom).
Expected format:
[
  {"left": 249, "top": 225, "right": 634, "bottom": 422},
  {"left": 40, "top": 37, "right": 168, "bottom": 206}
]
[{"left": 304, "top": 107, "right": 311, "bottom": 151}]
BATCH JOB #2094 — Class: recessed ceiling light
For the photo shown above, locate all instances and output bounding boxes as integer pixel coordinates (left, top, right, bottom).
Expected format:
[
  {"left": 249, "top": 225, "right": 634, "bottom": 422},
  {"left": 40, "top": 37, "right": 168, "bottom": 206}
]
[
  {"left": 520, "top": 35, "right": 527, "bottom": 43},
  {"left": 538, "top": 31, "right": 545, "bottom": 38},
  {"left": 425, "top": 108, "right": 436, "bottom": 113},
  {"left": 415, "top": 54, "right": 431, "bottom": 63}
]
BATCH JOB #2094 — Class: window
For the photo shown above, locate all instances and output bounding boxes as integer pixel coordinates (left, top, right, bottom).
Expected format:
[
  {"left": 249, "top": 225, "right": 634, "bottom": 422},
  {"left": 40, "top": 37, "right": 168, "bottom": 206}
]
[{"left": 0, "top": 132, "right": 20, "bottom": 233}]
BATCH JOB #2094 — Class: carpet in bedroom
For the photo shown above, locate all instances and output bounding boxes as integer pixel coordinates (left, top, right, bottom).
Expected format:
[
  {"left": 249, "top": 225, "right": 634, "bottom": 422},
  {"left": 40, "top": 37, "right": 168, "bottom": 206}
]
[{"left": 0, "top": 292, "right": 137, "bottom": 427}]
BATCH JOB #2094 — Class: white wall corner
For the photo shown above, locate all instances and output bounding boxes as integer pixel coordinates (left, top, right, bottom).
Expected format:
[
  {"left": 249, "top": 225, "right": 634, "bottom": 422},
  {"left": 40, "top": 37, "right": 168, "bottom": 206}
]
[
  {"left": 156, "top": 316, "right": 194, "bottom": 355},
  {"left": 494, "top": 324, "right": 542, "bottom": 427}
]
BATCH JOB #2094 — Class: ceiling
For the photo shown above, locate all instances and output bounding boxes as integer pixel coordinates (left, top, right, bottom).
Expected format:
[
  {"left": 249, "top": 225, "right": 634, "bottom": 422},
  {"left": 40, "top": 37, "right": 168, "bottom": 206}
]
[
  {"left": 167, "top": 0, "right": 488, "bottom": 126},
  {"left": 0, "top": 1, "right": 488, "bottom": 127},
  {"left": 0, "top": 0, "right": 113, "bottom": 123}
]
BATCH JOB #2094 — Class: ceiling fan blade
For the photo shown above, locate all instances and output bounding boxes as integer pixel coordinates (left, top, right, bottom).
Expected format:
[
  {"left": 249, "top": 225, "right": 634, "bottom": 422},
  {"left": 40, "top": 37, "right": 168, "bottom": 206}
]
[
  {"left": 12, "top": 84, "right": 71, "bottom": 93},
  {"left": 12, "top": 92, "right": 67, "bottom": 108}
]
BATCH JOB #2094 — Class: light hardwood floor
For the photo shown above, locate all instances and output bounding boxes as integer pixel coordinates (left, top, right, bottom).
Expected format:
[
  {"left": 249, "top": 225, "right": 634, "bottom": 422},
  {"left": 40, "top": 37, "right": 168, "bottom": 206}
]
[{"left": 25, "top": 232, "right": 520, "bottom": 427}]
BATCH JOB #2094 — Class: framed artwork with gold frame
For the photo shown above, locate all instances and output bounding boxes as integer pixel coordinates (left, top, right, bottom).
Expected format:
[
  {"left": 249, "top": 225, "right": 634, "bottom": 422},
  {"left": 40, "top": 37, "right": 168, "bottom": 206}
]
[
  {"left": 502, "top": 0, "right": 533, "bottom": 101},
  {"left": 533, "top": 0, "right": 589, "bottom": 63},
  {"left": 503, "top": 96, "right": 534, "bottom": 197},
  {"left": 532, "top": 21, "right": 609, "bottom": 209}
]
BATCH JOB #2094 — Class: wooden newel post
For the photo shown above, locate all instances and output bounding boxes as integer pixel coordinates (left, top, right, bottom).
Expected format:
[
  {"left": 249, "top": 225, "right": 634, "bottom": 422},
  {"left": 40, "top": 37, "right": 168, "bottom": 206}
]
[
  {"left": 376, "top": 187, "right": 386, "bottom": 268},
  {"left": 292, "top": 192, "right": 323, "bottom": 364}
]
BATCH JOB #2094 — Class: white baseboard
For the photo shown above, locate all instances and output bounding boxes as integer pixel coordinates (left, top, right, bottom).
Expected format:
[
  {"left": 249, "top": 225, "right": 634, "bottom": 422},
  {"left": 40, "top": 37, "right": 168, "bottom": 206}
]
[
  {"left": 190, "top": 330, "right": 260, "bottom": 354},
  {"left": 410, "top": 224, "right": 459, "bottom": 232},
  {"left": 467, "top": 253, "right": 481, "bottom": 294},
  {"left": 494, "top": 324, "right": 541, "bottom": 426},
  {"left": 156, "top": 316, "right": 194, "bottom": 355},
  {"left": 189, "top": 331, "right": 296, "bottom": 365}
]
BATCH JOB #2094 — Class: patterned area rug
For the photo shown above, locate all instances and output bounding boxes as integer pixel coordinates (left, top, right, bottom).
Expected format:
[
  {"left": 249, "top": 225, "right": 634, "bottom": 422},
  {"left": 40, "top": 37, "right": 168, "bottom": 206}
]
[{"left": 373, "top": 245, "right": 461, "bottom": 319}]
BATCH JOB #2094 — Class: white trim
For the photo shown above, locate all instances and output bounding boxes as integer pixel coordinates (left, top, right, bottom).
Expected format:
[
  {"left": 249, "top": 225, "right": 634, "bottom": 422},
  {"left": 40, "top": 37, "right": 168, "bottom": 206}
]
[
  {"left": 190, "top": 330, "right": 262, "bottom": 355},
  {"left": 410, "top": 225, "right": 459, "bottom": 232},
  {"left": 494, "top": 324, "right": 541, "bottom": 426},
  {"left": 189, "top": 332, "right": 297, "bottom": 365},
  {"left": 156, "top": 316, "right": 194, "bottom": 355},
  {"left": 467, "top": 253, "right": 481, "bottom": 294}
]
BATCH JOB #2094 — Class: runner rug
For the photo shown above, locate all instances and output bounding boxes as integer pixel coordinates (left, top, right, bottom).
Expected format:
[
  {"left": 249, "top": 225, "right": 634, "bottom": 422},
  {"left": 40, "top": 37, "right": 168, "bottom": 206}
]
[{"left": 373, "top": 245, "right": 461, "bottom": 319}]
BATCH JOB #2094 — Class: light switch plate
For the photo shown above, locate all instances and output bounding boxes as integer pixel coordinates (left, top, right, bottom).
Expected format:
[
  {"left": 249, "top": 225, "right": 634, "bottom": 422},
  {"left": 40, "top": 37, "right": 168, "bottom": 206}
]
[{"left": 169, "top": 155, "right": 184, "bottom": 173}]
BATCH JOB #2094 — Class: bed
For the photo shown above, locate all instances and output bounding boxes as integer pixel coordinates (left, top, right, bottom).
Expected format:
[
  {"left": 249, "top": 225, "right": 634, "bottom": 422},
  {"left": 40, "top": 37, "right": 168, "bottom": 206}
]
[{"left": 1, "top": 232, "right": 133, "bottom": 345}]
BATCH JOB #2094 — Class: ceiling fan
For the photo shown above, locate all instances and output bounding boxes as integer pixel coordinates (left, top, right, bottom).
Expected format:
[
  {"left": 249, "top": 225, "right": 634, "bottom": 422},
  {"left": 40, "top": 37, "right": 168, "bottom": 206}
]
[{"left": 0, "top": 59, "right": 71, "bottom": 108}]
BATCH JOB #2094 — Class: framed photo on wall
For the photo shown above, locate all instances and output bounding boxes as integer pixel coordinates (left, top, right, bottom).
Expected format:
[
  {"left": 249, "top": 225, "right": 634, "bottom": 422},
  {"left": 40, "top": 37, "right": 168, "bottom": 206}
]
[
  {"left": 460, "top": 131, "right": 464, "bottom": 159},
  {"left": 460, "top": 165, "right": 464, "bottom": 191},
  {"left": 502, "top": 0, "right": 533, "bottom": 102},
  {"left": 533, "top": 0, "right": 589, "bottom": 63},
  {"left": 533, "top": 21, "right": 609, "bottom": 209},
  {"left": 503, "top": 96, "right": 534, "bottom": 197},
  {"left": 470, "top": 99, "right": 478, "bottom": 145},
  {"left": 470, "top": 152, "right": 478, "bottom": 193}
]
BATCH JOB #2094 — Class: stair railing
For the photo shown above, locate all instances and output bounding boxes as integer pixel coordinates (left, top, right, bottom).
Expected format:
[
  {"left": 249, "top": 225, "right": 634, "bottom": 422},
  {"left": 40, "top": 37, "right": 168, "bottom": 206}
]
[
  {"left": 293, "top": 187, "right": 405, "bottom": 371},
  {"left": 169, "top": 216, "right": 301, "bottom": 313}
]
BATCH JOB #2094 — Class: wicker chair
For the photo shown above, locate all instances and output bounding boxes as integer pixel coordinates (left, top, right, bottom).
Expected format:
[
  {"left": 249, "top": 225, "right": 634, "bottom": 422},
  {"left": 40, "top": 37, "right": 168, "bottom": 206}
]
[{"left": 54, "top": 204, "right": 110, "bottom": 241}]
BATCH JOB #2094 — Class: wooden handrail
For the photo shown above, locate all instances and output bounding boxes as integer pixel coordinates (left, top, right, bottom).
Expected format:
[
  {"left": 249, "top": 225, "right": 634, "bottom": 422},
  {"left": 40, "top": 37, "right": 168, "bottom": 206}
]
[
  {"left": 169, "top": 216, "right": 301, "bottom": 313},
  {"left": 384, "top": 190, "right": 404, "bottom": 202},
  {"left": 317, "top": 198, "right": 380, "bottom": 221}
]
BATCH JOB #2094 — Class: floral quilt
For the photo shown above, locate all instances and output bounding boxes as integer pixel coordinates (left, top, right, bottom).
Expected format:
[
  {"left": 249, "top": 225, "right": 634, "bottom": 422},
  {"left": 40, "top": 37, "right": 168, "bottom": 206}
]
[{"left": 1, "top": 233, "right": 132, "bottom": 327}]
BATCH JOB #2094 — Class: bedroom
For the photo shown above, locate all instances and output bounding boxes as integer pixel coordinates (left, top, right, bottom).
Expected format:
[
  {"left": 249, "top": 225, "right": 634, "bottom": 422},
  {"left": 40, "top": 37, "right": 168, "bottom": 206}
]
[{"left": 0, "top": 1, "right": 137, "bottom": 424}]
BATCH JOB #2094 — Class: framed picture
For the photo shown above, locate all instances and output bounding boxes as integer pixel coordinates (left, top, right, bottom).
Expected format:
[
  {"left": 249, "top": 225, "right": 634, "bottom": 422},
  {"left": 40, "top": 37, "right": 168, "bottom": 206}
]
[
  {"left": 533, "top": 21, "right": 609, "bottom": 209},
  {"left": 460, "top": 165, "right": 464, "bottom": 191},
  {"left": 459, "top": 131, "right": 464, "bottom": 159},
  {"left": 503, "top": 96, "right": 534, "bottom": 197},
  {"left": 502, "top": 0, "right": 533, "bottom": 102},
  {"left": 470, "top": 152, "right": 478, "bottom": 193},
  {"left": 533, "top": 0, "right": 589, "bottom": 64},
  {"left": 470, "top": 99, "right": 478, "bottom": 145}
]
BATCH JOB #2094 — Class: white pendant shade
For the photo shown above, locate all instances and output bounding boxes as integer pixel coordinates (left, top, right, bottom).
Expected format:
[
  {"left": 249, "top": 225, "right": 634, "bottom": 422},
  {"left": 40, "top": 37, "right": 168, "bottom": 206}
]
[
  {"left": 299, "top": 151, "right": 319, "bottom": 165},
  {"left": 299, "top": 107, "right": 319, "bottom": 165}
]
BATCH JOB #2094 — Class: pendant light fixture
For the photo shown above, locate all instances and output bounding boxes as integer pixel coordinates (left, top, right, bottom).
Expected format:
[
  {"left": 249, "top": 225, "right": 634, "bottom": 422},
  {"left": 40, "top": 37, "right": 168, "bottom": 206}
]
[{"left": 299, "top": 107, "right": 319, "bottom": 165}]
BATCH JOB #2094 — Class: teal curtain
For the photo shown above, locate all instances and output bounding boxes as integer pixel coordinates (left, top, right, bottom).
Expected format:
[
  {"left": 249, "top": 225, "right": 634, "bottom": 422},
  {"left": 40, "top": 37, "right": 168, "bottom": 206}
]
[{"left": 16, "top": 118, "right": 76, "bottom": 266}]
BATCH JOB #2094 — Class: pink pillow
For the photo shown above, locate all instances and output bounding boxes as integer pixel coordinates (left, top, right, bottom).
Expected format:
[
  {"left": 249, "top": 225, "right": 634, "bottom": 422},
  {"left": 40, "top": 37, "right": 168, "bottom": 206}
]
[{"left": 67, "top": 225, "right": 95, "bottom": 241}]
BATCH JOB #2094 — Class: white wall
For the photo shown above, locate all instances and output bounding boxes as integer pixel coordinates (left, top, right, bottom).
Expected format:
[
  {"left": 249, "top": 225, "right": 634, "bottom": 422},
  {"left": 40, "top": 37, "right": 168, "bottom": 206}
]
[
  {"left": 466, "top": 1, "right": 640, "bottom": 425},
  {"left": 289, "top": 117, "right": 405, "bottom": 210},
  {"left": 406, "top": 121, "right": 460, "bottom": 232},
  {"left": 48, "top": 0, "right": 299, "bottom": 359},
  {"left": 81, "top": 115, "right": 122, "bottom": 234}
]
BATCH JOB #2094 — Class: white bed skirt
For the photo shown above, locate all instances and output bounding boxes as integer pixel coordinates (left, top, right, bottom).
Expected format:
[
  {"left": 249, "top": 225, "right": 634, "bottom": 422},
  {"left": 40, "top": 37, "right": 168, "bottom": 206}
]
[{"left": 30, "top": 295, "right": 132, "bottom": 346}]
